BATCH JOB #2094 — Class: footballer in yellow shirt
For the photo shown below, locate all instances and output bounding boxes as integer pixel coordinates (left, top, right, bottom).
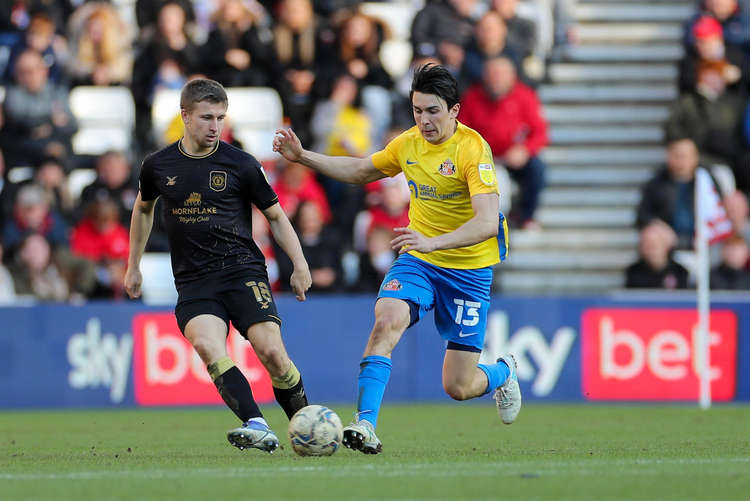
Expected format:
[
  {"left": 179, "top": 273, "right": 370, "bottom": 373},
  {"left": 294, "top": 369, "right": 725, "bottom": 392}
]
[{"left": 273, "top": 64, "right": 519, "bottom": 455}]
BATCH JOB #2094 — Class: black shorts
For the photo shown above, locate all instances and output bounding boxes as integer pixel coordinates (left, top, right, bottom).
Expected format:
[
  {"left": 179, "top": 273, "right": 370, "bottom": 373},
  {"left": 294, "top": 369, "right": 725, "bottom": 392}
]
[{"left": 174, "top": 269, "right": 281, "bottom": 336}]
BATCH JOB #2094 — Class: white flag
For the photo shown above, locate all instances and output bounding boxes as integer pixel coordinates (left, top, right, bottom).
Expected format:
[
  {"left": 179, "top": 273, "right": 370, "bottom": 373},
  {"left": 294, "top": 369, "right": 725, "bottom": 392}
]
[{"left": 695, "top": 167, "right": 732, "bottom": 245}]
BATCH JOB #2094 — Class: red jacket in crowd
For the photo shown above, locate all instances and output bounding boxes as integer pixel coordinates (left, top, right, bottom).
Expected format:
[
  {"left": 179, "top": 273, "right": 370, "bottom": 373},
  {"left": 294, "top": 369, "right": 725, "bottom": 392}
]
[
  {"left": 459, "top": 81, "right": 549, "bottom": 157},
  {"left": 71, "top": 220, "right": 130, "bottom": 262}
]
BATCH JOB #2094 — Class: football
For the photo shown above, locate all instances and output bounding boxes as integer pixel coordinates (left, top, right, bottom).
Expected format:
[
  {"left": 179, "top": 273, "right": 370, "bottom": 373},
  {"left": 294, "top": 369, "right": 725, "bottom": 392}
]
[{"left": 288, "top": 405, "right": 343, "bottom": 456}]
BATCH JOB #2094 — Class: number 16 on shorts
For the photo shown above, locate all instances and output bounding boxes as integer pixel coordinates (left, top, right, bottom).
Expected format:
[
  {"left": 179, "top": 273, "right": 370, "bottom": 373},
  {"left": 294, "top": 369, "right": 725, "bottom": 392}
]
[{"left": 454, "top": 298, "right": 480, "bottom": 326}]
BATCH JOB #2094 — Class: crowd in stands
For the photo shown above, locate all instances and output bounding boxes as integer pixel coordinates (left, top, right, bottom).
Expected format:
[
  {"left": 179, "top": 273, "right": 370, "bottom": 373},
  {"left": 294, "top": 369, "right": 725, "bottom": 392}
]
[
  {"left": 628, "top": 0, "right": 750, "bottom": 290},
  {"left": 0, "top": 0, "right": 558, "bottom": 303},
  {"left": 2, "top": 0, "right": 750, "bottom": 303}
]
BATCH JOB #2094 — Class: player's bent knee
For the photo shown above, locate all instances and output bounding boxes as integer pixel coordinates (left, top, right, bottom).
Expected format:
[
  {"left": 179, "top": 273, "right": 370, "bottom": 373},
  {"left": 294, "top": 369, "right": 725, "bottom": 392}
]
[{"left": 255, "top": 344, "right": 288, "bottom": 375}]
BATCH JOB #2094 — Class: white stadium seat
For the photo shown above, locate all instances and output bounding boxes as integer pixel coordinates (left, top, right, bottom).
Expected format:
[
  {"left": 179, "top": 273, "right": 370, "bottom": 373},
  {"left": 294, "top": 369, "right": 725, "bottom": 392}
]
[
  {"left": 150, "top": 87, "right": 182, "bottom": 146},
  {"left": 139, "top": 252, "right": 178, "bottom": 305},
  {"left": 67, "top": 168, "right": 98, "bottom": 202},
  {"left": 69, "top": 86, "right": 135, "bottom": 155}
]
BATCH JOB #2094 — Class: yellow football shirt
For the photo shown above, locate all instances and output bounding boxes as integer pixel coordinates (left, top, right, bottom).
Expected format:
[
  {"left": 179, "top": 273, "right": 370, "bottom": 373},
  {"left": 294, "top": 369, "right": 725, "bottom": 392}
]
[{"left": 371, "top": 122, "right": 503, "bottom": 269}]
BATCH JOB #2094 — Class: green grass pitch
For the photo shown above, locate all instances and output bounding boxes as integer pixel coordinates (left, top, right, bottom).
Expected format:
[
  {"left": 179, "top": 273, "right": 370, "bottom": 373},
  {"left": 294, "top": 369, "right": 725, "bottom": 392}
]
[{"left": 2, "top": 404, "right": 748, "bottom": 501}]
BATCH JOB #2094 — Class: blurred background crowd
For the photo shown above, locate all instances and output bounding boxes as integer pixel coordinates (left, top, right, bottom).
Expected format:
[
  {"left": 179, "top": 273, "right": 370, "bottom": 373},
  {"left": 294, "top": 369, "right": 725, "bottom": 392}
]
[{"left": 1, "top": 0, "right": 750, "bottom": 304}]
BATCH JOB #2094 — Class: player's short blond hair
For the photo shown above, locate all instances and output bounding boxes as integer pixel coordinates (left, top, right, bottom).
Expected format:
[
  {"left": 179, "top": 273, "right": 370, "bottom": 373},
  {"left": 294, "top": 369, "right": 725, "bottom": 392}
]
[{"left": 180, "top": 78, "right": 228, "bottom": 112}]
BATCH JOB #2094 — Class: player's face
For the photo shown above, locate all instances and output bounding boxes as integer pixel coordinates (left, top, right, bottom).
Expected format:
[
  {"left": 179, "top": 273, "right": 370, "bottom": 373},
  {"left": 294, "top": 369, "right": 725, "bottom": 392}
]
[
  {"left": 182, "top": 101, "right": 227, "bottom": 151},
  {"left": 412, "top": 91, "right": 459, "bottom": 145}
]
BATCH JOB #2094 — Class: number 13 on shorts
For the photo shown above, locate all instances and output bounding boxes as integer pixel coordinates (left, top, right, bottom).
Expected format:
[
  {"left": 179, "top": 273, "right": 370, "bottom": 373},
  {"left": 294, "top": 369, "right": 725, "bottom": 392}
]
[{"left": 454, "top": 298, "right": 480, "bottom": 326}]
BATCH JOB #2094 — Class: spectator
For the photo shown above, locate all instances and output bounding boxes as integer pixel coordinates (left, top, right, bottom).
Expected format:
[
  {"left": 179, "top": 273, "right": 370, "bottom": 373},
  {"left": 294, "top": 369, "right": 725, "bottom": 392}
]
[
  {"left": 278, "top": 200, "right": 341, "bottom": 292},
  {"left": 71, "top": 197, "right": 129, "bottom": 298},
  {"left": 131, "top": 1, "right": 201, "bottom": 152},
  {"left": 625, "top": 221, "right": 690, "bottom": 289},
  {"left": 711, "top": 233, "right": 750, "bottom": 288},
  {"left": 0, "top": 148, "right": 13, "bottom": 231},
  {"left": 0, "top": 242, "right": 16, "bottom": 304},
  {"left": 1, "top": 48, "right": 77, "bottom": 168},
  {"left": 411, "top": 0, "right": 484, "bottom": 74},
  {"left": 9, "top": 233, "right": 69, "bottom": 301},
  {"left": 272, "top": 0, "right": 335, "bottom": 148},
  {"left": 678, "top": 16, "right": 748, "bottom": 94},
  {"left": 251, "top": 206, "right": 280, "bottom": 290},
  {"left": 460, "top": 55, "right": 548, "bottom": 227},
  {"left": 491, "top": 0, "right": 537, "bottom": 60},
  {"left": 199, "top": 0, "right": 275, "bottom": 87},
  {"left": 2, "top": 183, "right": 69, "bottom": 254},
  {"left": 65, "top": 2, "right": 133, "bottom": 87},
  {"left": 461, "top": 10, "right": 519, "bottom": 90},
  {"left": 78, "top": 151, "right": 138, "bottom": 227},
  {"left": 273, "top": 158, "right": 331, "bottom": 222},
  {"left": 135, "top": 0, "right": 197, "bottom": 30},
  {"left": 665, "top": 39, "right": 746, "bottom": 181},
  {"left": 684, "top": 0, "right": 750, "bottom": 54},
  {"left": 34, "top": 156, "right": 74, "bottom": 221},
  {"left": 3, "top": 7, "right": 67, "bottom": 85},
  {"left": 724, "top": 189, "right": 750, "bottom": 241},
  {"left": 311, "top": 73, "right": 372, "bottom": 157},
  {"left": 636, "top": 137, "right": 724, "bottom": 248},
  {"left": 354, "top": 175, "right": 410, "bottom": 253}
]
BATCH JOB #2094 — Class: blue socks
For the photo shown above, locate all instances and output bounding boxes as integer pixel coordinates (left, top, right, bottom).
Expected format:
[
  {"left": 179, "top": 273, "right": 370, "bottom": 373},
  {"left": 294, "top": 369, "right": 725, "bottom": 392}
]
[
  {"left": 478, "top": 360, "right": 511, "bottom": 395},
  {"left": 356, "top": 355, "right": 392, "bottom": 428}
]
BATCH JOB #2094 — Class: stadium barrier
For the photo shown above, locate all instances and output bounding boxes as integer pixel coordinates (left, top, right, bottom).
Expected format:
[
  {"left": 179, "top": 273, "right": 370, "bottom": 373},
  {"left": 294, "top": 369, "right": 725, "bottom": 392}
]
[{"left": 1, "top": 294, "right": 749, "bottom": 408}]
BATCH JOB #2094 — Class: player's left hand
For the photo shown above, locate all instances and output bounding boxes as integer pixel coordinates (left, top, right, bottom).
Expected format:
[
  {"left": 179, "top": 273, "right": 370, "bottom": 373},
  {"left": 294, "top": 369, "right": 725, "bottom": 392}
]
[
  {"left": 290, "top": 266, "right": 312, "bottom": 301},
  {"left": 391, "top": 227, "right": 435, "bottom": 254}
]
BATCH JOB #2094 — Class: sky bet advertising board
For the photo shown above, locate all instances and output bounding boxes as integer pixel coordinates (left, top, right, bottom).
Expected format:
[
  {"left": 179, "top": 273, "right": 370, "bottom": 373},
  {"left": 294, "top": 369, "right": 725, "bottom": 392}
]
[{"left": 0, "top": 295, "right": 747, "bottom": 408}]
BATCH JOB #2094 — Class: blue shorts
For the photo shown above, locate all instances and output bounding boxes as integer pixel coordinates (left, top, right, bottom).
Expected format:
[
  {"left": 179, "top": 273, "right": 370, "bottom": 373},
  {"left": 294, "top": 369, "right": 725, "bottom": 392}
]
[{"left": 378, "top": 253, "right": 493, "bottom": 352}]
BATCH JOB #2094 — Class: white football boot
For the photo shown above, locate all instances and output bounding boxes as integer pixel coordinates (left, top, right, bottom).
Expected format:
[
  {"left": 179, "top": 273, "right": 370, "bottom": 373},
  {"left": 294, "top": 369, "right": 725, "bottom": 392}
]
[
  {"left": 342, "top": 419, "right": 382, "bottom": 454},
  {"left": 227, "top": 420, "right": 280, "bottom": 453},
  {"left": 494, "top": 354, "right": 522, "bottom": 424}
]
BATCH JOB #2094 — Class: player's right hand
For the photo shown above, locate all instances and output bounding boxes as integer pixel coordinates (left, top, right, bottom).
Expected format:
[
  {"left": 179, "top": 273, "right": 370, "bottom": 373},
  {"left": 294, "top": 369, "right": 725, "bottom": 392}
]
[
  {"left": 290, "top": 266, "right": 312, "bottom": 302},
  {"left": 124, "top": 267, "right": 143, "bottom": 299},
  {"left": 272, "top": 128, "right": 303, "bottom": 162}
]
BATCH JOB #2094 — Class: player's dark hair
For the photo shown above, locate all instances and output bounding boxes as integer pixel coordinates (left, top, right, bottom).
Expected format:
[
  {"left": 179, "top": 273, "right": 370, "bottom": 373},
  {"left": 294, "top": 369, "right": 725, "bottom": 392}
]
[
  {"left": 410, "top": 64, "right": 459, "bottom": 110},
  {"left": 180, "top": 78, "right": 228, "bottom": 111}
]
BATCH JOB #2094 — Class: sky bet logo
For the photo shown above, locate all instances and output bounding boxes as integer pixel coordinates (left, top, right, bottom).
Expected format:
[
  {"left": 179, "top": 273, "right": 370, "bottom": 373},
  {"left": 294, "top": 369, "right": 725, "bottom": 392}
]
[
  {"left": 67, "top": 318, "right": 133, "bottom": 403},
  {"left": 581, "top": 309, "right": 737, "bottom": 401}
]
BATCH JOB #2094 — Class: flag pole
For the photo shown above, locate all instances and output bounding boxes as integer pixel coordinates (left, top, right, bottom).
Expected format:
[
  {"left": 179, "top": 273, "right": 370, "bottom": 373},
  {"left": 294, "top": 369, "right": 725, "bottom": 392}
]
[{"left": 695, "top": 168, "right": 711, "bottom": 409}]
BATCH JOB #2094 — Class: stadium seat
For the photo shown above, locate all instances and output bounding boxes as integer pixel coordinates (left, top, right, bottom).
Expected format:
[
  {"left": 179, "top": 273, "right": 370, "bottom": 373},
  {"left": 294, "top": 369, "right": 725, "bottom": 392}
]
[
  {"left": 517, "top": 0, "right": 555, "bottom": 59},
  {"left": 359, "top": 1, "right": 417, "bottom": 41},
  {"left": 69, "top": 86, "right": 135, "bottom": 155},
  {"left": 379, "top": 39, "right": 412, "bottom": 78},
  {"left": 67, "top": 168, "right": 98, "bottom": 202},
  {"left": 139, "top": 252, "right": 178, "bottom": 305},
  {"left": 150, "top": 87, "right": 181, "bottom": 146},
  {"left": 226, "top": 87, "right": 283, "bottom": 160},
  {"left": 6, "top": 166, "right": 33, "bottom": 184}
]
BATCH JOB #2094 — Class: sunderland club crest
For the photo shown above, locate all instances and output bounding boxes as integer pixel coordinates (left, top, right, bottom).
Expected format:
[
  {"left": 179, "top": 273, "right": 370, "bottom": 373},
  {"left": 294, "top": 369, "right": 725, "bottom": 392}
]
[{"left": 438, "top": 159, "right": 456, "bottom": 176}]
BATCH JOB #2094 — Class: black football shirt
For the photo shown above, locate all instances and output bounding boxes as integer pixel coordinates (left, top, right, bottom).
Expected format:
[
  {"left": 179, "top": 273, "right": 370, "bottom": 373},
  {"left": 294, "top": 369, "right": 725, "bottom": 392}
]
[{"left": 138, "top": 140, "right": 278, "bottom": 287}]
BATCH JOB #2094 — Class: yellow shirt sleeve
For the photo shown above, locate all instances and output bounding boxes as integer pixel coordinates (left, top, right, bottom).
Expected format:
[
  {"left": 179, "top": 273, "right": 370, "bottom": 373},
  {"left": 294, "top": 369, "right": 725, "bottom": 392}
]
[
  {"left": 371, "top": 132, "right": 405, "bottom": 177},
  {"left": 464, "top": 138, "right": 500, "bottom": 197}
]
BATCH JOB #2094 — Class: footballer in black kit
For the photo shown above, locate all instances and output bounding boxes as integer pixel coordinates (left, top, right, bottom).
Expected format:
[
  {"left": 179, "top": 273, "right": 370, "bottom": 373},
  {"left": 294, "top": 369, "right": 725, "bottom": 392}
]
[
  {"left": 139, "top": 140, "right": 281, "bottom": 334},
  {"left": 126, "top": 78, "right": 312, "bottom": 453}
]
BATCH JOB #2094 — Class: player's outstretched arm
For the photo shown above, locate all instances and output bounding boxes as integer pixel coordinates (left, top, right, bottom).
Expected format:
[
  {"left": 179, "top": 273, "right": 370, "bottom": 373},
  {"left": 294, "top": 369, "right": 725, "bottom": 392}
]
[
  {"left": 124, "top": 192, "right": 157, "bottom": 299},
  {"left": 273, "top": 128, "right": 386, "bottom": 185},
  {"left": 262, "top": 202, "right": 311, "bottom": 301},
  {"left": 391, "top": 193, "right": 500, "bottom": 254}
]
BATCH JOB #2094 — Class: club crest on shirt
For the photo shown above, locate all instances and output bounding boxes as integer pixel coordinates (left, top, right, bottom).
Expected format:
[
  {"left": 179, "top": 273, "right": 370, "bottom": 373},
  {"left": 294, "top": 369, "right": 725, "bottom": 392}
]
[
  {"left": 438, "top": 159, "right": 456, "bottom": 176},
  {"left": 210, "top": 170, "right": 227, "bottom": 192},
  {"left": 166, "top": 176, "right": 177, "bottom": 186},
  {"left": 382, "top": 279, "right": 403, "bottom": 291}
]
